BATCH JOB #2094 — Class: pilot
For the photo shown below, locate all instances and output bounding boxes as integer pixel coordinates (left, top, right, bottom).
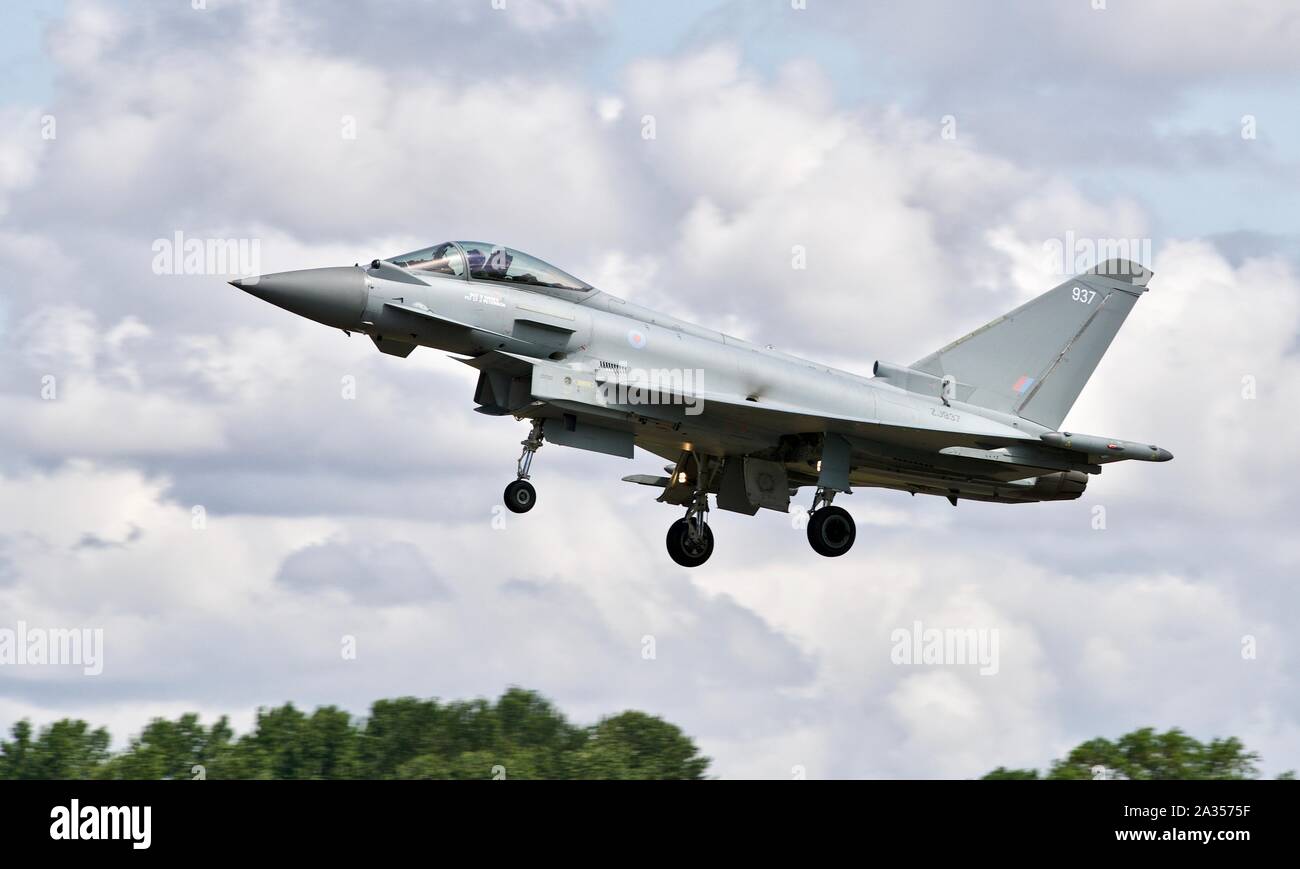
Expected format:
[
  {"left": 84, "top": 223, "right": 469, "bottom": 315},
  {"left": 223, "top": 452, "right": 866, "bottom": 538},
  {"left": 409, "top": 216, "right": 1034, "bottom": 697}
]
[
  {"left": 465, "top": 246, "right": 512, "bottom": 280},
  {"left": 463, "top": 246, "right": 488, "bottom": 273},
  {"left": 484, "top": 247, "right": 513, "bottom": 276}
]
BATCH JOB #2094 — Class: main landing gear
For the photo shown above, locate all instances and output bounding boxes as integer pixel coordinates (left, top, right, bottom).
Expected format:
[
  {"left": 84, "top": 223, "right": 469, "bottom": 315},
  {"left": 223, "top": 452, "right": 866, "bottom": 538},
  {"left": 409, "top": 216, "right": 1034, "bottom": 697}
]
[
  {"left": 666, "top": 490, "right": 714, "bottom": 568},
  {"left": 806, "top": 487, "right": 855, "bottom": 557},
  {"left": 504, "top": 419, "right": 544, "bottom": 514}
]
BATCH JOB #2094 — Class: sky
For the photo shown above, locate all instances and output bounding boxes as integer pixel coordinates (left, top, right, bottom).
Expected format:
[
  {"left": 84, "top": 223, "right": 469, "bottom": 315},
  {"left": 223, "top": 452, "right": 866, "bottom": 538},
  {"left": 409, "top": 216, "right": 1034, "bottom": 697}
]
[{"left": 0, "top": 0, "right": 1298, "bottom": 779}]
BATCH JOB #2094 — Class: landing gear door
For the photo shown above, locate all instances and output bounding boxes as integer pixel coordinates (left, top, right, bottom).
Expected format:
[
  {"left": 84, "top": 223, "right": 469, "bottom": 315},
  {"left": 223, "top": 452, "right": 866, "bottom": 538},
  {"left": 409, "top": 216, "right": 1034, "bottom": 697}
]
[{"left": 743, "top": 458, "right": 790, "bottom": 512}]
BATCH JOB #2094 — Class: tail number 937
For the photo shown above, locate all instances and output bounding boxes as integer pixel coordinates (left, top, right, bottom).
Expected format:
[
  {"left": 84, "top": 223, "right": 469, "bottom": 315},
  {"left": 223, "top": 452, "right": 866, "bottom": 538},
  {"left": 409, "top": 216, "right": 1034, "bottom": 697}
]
[{"left": 1071, "top": 286, "right": 1097, "bottom": 304}]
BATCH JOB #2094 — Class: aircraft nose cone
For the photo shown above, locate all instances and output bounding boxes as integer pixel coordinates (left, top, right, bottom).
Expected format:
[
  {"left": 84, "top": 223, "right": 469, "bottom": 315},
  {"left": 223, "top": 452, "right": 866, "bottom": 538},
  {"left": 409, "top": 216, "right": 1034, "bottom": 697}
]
[{"left": 231, "top": 266, "right": 368, "bottom": 329}]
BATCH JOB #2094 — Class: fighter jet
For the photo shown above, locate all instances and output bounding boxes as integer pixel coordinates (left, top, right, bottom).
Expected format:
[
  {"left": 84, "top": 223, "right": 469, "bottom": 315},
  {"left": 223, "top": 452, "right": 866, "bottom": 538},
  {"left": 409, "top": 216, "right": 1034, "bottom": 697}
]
[{"left": 230, "top": 242, "right": 1171, "bottom": 567}]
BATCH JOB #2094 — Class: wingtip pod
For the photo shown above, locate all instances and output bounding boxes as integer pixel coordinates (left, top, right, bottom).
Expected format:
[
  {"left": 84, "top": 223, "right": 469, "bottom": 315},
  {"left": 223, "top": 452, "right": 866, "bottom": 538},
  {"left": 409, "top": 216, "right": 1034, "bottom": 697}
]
[{"left": 1087, "top": 258, "right": 1153, "bottom": 289}]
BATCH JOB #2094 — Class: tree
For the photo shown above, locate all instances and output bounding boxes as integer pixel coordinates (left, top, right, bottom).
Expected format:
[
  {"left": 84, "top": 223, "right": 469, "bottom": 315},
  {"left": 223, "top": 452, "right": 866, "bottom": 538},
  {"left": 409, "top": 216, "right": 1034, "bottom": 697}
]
[
  {"left": 0, "top": 688, "right": 713, "bottom": 780},
  {"left": 211, "top": 703, "right": 360, "bottom": 780},
  {"left": 570, "top": 711, "right": 710, "bottom": 780},
  {"left": 357, "top": 697, "right": 448, "bottom": 778},
  {"left": 96, "top": 713, "right": 233, "bottom": 780},
  {"left": 395, "top": 749, "right": 544, "bottom": 780},
  {"left": 0, "top": 719, "right": 109, "bottom": 780},
  {"left": 981, "top": 766, "right": 1040, "bottom": 780},
  {"left": 0, "top": 720, "right": 33, "bottom": 779},
  {"left": 358, "top": 688, "right": 585, "bottom": 779},
  {"left": 982, "top": 727, "right": 1268, "bottom": 780}
]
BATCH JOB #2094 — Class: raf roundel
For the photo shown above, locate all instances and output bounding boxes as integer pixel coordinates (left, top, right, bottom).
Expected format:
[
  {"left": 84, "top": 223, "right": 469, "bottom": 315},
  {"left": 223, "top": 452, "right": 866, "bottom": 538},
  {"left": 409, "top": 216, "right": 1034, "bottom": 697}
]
[{"left": 627, "top": 328, "right": 647, "bottom": 350}]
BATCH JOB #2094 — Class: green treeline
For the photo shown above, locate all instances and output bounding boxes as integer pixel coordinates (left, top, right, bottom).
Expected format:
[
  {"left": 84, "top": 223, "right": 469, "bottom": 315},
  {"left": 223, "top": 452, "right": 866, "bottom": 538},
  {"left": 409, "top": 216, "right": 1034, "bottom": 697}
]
[
  {"left": 3, "top": 695, "right": 1289, "bottom": 781},
  {"left": 0, "top": 688, "right": 710, "bottom": 780}
]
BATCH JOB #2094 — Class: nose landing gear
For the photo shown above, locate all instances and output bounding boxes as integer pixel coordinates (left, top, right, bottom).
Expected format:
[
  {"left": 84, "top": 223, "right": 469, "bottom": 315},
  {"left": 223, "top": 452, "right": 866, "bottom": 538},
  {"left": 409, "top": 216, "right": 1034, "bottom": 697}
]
[
  {"left": 504, "top": 419, "right": 544, "bottom": 514},
  {"left": 806, "top": 487, "right": 855, "bottom": 557}
]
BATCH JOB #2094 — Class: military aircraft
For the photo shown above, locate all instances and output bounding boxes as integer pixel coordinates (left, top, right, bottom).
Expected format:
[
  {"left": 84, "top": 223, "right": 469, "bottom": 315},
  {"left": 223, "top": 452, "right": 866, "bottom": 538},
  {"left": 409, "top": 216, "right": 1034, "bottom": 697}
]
[{"left": 231, "top": 242, "right": 1171, "bottom": 567}]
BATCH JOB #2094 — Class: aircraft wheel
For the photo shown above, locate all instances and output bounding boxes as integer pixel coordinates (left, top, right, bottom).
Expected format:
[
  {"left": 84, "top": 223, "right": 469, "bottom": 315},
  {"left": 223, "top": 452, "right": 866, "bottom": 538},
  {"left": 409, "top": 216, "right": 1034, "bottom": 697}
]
[
  {"left": 807, "top": 505, "right": 855, "bottom": 557},
  {"left": 504, "top": 480, "right": 537, "bottom": 514},
  {"left": 666, "top": 518, "right": 714, "bottom": 568}
]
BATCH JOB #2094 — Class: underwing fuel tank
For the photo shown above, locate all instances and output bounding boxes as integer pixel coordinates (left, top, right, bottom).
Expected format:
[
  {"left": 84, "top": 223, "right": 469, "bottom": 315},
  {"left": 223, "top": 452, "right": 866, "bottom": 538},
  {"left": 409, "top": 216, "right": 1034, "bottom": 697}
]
[{"left": 1031, "top": 470, "right": 1088, "bottom": 500}]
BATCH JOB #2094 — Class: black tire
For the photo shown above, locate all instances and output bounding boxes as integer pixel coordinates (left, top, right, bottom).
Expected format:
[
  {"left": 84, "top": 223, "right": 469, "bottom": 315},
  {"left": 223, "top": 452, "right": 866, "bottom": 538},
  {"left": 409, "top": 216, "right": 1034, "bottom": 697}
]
[
  {"left": 807, "top": 505, "right": 855, "bottom": 557},
  {"left": 504, "top": 480, "right": 536, "bottom": 514},
  {"left": 666, "top": 518, "right": 714, "bottom": 567}
]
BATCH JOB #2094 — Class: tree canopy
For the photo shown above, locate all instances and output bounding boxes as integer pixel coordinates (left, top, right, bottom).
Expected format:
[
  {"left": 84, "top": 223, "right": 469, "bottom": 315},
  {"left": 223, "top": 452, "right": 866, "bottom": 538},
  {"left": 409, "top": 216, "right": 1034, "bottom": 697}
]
[
  {"left": 982, "top": 727, "right": 1292, "bottom": 780},
  {"left": 0, "top": 688, "right": 710, "bottom": 780},
  {"left": 5, "top": 710, "right": 1286, "bottom": 781}
]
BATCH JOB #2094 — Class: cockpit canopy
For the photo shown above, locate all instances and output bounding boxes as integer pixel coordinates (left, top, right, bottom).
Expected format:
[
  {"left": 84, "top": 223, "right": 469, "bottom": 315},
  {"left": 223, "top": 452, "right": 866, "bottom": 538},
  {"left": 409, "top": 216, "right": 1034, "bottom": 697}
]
[{"left": 386, "top": 241, "right": 592, "bottom": 292}]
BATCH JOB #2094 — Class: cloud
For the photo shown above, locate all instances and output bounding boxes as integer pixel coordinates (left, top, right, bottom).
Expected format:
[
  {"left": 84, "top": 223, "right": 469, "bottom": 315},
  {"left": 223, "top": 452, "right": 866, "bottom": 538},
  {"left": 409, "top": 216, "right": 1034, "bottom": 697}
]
[
  {"left": 740, "top": 0, "right": 1300, "bottom": 177},
  {"left": 275, "top": 539, "right": 451, "bottom": 604},
  {"left": 0, "top": 462, "right": 816, "bottom": 765},
  {"left": 0, "top": 0, "right": 1297, "bottom": 779}
]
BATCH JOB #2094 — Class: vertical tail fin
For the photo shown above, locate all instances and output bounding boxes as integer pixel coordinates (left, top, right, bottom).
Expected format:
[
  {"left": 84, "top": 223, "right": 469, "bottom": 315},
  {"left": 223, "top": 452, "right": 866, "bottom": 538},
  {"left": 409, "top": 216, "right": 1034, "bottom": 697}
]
[{"left": 910, "top": 259, "right": 1152, "bottom": 429}]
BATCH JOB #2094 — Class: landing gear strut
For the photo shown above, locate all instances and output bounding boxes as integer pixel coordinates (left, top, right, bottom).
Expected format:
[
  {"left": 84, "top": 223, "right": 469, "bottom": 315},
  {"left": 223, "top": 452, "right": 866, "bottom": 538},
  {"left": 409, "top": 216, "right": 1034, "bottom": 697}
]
[
  {"left": 504, "top": 419, "right": 544, "bottom": 514},
  {"left": 807, "top": 487, "right": 855, "bottom": 557},
  {"left": 666, "top": 489, "right": 714, "bottom": 568}
]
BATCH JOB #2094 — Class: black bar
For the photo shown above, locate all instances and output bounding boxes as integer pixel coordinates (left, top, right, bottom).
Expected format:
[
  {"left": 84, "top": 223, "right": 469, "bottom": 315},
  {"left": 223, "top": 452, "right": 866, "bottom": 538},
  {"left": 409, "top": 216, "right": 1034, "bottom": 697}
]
[{"left": 2, "top": 780, "right": 1289, "bottom": 854}]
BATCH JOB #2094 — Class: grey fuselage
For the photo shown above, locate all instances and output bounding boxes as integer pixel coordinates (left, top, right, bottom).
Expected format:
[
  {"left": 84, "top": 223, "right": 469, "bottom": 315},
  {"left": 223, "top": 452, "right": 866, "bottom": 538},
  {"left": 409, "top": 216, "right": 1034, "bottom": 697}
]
[{"left": 253, "top": 261, "right": 1110, "bottom": 507}]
